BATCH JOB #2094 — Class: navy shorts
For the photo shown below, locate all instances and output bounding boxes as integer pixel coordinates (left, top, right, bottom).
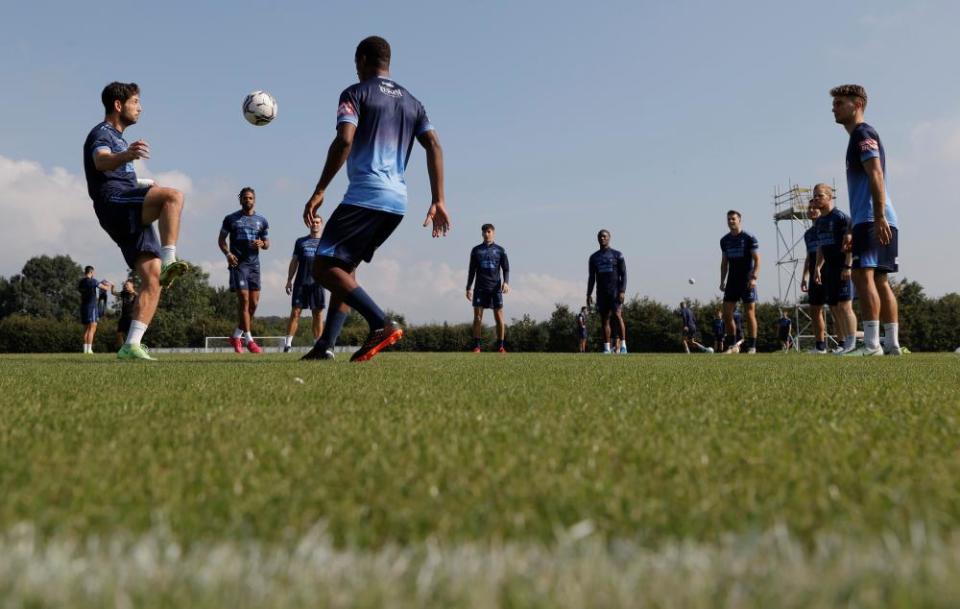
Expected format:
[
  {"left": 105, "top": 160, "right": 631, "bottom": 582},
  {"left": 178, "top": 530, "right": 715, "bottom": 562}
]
[
  {"left": 596, "top": 292, "right": 622, "bottom": 316},
  {"left": 230, "top": 262, "right": 261, "bottom": 291},
  {"left": 821, "top": 264, "right": 853, "bottom": 306},
  {"left": 683, "top": 327, "right": 698, "bottom": 340},
  {"left": 80, "top": 304, "right": 99, "bottom": 325},
  {"left": 472, "top": 288, "right": 503, "bottom": 310},
  {"left": 316, "top": 204, "right": 403, "bottom": 267},
  {"left": 94, "top": 187, "right": 162, "bottom": 268},
  {"left": 723, "top": 279, "right": 757, "bottom": 304},
  {"left": 578, "top": 327, "right": 588, "bottom": 339},
  {"left": 852, "top": 223, "right": 898, "bottom": 273},
  {"left": 291, "top": 283, "right": 325, "bottom": 311},
  {"left": 807, "top": 279, "right": 826, "bottom": 306},
  {"left": 117, "top": 316, "right": 133, "bottom": 334}
]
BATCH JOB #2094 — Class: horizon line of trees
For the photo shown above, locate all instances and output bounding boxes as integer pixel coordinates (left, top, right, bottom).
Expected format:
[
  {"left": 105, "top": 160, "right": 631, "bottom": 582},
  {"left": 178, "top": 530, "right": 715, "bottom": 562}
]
[{"left": 1, "top": 254, "right": 958, "bottom": 353}]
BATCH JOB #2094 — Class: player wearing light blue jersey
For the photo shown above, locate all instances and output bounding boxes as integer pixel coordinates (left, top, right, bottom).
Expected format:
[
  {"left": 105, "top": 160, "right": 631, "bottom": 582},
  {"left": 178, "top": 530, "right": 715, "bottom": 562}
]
[
  {"left": 219, "top": 187, "right": 270, "bottom": 354},
  {"left": 284, "top": 215, "right": 326, "bottom": 352},
  {"left": 302, "top": 36, "right": 449, "bottom": 363},
  {"left": 831, "top": 84, "right": 901, "bottom": 356}
]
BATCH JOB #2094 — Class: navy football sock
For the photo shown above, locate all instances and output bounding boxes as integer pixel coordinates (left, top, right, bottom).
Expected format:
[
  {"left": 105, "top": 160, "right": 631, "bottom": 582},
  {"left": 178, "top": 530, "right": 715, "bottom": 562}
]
[
  {"left": 344, "top": 287, "right": 386, "bottom": 331},
  {"left": 316, "top": 308, "right": 349, "bottom": 349},
  {"left": 816, "top": 340, "right": 826, "bottom": 351}
]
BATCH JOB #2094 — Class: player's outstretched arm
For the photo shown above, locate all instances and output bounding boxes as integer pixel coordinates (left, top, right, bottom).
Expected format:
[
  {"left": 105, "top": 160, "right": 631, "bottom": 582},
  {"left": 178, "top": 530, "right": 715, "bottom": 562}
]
[
  {"left": 417, "top": 130, "right": 449, "bottom": 237},
  {"left": 304, "top": 124, "right": 355, "bottom": 226}
]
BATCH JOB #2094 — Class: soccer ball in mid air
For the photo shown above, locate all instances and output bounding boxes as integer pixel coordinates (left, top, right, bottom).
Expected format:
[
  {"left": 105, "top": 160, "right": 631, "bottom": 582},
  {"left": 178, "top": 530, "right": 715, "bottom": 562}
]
[
  {"left": 688, "top": 278, "right": 696, "bottom": 285},
  {"left": 243, "top": 90, "right": 278, "bottom": 126}
]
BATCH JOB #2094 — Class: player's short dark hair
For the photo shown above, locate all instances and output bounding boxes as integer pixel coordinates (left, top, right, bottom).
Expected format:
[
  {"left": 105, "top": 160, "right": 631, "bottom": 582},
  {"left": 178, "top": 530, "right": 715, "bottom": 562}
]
[
  {"left": 356, "top": 36, "right": 391, "bottom": 68},
  {"left": 481, "top": 223, "right": 495, "bottom": 232},
  {"left": 581, "top": 306, "right": 587, "bottom": 312},
  {"left": 101, "top": 82, "right": 140, "bottom": 114},
  {"left": 84, "top": 266, "right": 94, "bottom": 273},
  {"left": 238, "top": 186, "right": 256, "bottom": 200},
  {"left": 597, "top": 229, "right": 610, "bottom": 238},
  {"left": 830, "top": 84, "right": 868, "bottom": 109},
  {"left": 727, "top": 210, "right": 741, "bottom": 219}
]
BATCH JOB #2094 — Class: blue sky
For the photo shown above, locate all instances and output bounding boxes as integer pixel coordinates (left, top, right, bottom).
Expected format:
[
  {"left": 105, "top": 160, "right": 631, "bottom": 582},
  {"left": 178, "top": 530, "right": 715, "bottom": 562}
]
[{"left": 2, "top": 0, "right": 957, "bottom": 322}]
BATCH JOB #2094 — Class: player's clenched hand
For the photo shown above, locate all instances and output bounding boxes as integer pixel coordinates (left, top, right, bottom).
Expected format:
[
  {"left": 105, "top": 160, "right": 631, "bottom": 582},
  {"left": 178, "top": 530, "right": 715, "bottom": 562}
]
[
  {"left": 618, "top": 292, "right": 625, "bottom": 304},
  {"left": 874, "top": 217, "right": 892, "bottom": 245},
  {"left": 502, "top": 283, "right": 510, "bottom": 295},
  {"left": 423, "top": 201, "right": 450, "bottom": 237},
  {"left": 813, "top": 270, "right": 821, "bottom": 285},
  {"left": 126, "top": 140, "right": 150, "bottom": 161},
  {"left": 252, "top": 239, "right": 264, "bottom": 250},
  {"left": 303, "top": 193, "right": 324, "bottom": 228},
  {"left": 801, "top": 278, "right": 808, "bottom": 292},
  {"left": 586, "top": 295, "right": 593, "bottom": 308},
  {"left": 719, "top": 281, "right": 726, "bottom": 291},
  {"left": 465, "top": 289, "right": 472, "bottom": 302},
  {"left": 226, "top": 253, "right": 239, "bottom": 268},
  {"left": 285, "top": 282, "right": 293, "bottom": 295}
]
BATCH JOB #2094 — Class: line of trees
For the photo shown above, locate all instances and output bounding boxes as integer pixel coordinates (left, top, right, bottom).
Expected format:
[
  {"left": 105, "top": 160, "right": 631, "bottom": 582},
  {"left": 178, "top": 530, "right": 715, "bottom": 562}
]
[{"left": 1, "top": 254, "right": 958, "bottom": 352}]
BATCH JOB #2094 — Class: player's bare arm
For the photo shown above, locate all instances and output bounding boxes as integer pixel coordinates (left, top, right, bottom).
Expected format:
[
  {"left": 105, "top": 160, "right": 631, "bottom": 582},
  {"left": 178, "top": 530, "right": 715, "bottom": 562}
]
[
  {"left": 417, "top": 130, "right": 449, "bottom": 237},
  {"left": 93, "top": 141, "right": 150, "bottom": 172},
  {"left": 286, "top": 257, "right": 298, "bottom": 295},
  {"left": 719, "top": 254, "right": 728, "bottom": 290},
  {"left": 863, "top": 157, "right": 892, "bottom": 245},
  {"left": 814, "top": 248, "right": 825, "bottom": 285},
  {"left": 801, "top": 252, "right": 811, "bottom": 292},
  {"left": 303, "top": 123, "right": 356, "bottom": 226},
  {"left": 218, "top": 233, "right": 238, "bottom": 267},
  {"left": 749, "top": 252, "right": 760, "bottom": 287},
  {"left": 254, "top": 238, "right": 270, "bottom": 250}
]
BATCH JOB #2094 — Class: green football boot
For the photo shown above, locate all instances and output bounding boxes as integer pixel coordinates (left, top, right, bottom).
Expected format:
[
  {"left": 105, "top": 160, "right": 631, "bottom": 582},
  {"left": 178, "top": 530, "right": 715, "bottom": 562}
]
[
  {"left": 159, "top": 260, "right": 189, "bottom": 289},
  {"left": 117, "top": 343, "right": 157, "bottom": 361}
]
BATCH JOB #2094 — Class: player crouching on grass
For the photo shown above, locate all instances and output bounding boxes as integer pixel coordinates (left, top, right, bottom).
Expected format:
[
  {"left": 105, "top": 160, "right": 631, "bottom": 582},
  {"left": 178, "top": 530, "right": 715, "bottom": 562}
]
[
  {"left": 301, "top": 36, "right": 449, "bottom": 363},
  {"left": 466, "top": 224, "right": 510, "bottom": 353},
  {"left": 83, "top": 81, "right": 190, "bottom": 361}
]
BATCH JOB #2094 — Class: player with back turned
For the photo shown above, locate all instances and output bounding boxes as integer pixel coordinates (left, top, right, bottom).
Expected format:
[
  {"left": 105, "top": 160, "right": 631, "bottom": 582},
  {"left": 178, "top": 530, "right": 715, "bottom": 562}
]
[
  {"left": 301, "top": 36, "right": 450, "bottom": 362},
  {"left": 587, "top": 229, "right": 628, "bottom": 354}
]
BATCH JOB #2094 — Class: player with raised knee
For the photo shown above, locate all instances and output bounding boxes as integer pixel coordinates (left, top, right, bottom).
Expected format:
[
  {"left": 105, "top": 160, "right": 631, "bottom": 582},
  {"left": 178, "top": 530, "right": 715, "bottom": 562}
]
[
  {"left": 466, "top": 224, "right": 510, "bottom": 353},
  {"left": 830, "top": 84, "right": 901, "bottom": 356},
  {"left": 83, "top": 82, "right": 189, "bottom": 361},
  {"left": 587, "top": 229, "right": 627, "bottom": 354},
  {"left": 219, "top": 187, "right": 270, "bottom": 354},
  {"left": 284, "top": 215, "right": 325, "bottom": 353},
  {"left": 301, "top": 36, "right": 449, "bottom": 362},
  {"left": 719, "top": 210, "right": 760, "bottom": 354},
  {"left": 801, "top": 202, "right": 828, "bottom": 353},
  {"left": 811, "top": 183, "right": 857, "bottom": 354}
]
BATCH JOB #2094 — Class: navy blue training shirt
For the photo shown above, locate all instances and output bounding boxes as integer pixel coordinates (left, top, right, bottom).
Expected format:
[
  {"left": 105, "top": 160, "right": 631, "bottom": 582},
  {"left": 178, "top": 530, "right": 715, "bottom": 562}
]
[
  {"left": 720, "top": 231, "right": 758, "bottom": 278},
  {"left": 815, "top": 208, "right": 851, "bottom": 267},
  {"left": 220, "top": 211, "right": 269, "bottom": 265},
  {"left": 680, "top": 307, "right": 696, "bottom": 331},
  {"left": 78, "top": 277, "right": 99, "bottom": 308},
  {"left": 712, "top": 317, "right": 725, "bottom": 337},
  {"left": 803, "top": 226, "right": 819, "bottom": 277},
  {"left": 292, "top": 235, "right": 322, "bottom": 286},
  {"left": 466, "top": 243, "right": 510, "bottom": 292},
  {"left": 588, "top": 248, "right": 627, "bottom": 296},
  {"left": 83, "top": 122, "right": 138, "bottom": 201}
]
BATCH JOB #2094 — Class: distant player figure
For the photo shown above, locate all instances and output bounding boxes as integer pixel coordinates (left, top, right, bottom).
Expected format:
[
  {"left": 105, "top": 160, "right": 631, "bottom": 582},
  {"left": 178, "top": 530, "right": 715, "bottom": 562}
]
[
  {"left": 577, "top": 307, "right": 588, "bottom": 353},
  {"left": 302, "top": 36, "right": 449, "bottom": 362},
  {"left": 733, "top": 307, "right": 744, "bottom": 346},
  {"left": 801, "top": 202, "right": 828, "bottom": 353},
  {"left": 678, "top": 301, "right": 710, "bottom": 353},
  {"left": 219, "top": 187, "right": 270, "bottom": 354},
  {"left": 811, "top": 183, "right": 858, "bottom": 354},
  {"left": 466, "top": 224, "right": 510, "bottom": 353},
  {"left": 776, "top": 310, "right": 794, "bottom": 352},
  {"left": 831, "top": 84, "right": 901, "bottom": 356},
  {"left": 711, "top": 309, "right": 725, "bottom": 353},
  {"left": 112, "top": 280, "right": 138, "bottom": 348},
  {"left": 284, "top": 215, "right": 326, "bottom": 353},
  {"left": 587, "top": 230, "right": 628, "bottom": 354},
  {"left": 78, "top": 266, "right": 111, "bottom": 354},
  {"left": 719, "top": 210, "right": 760, "bottom": 354},
  {"left": 83, "top": 81, "right": 190, "bottom": 360},
  {"left": 97, "top": 283, "right": 109, "bottom": 318}
]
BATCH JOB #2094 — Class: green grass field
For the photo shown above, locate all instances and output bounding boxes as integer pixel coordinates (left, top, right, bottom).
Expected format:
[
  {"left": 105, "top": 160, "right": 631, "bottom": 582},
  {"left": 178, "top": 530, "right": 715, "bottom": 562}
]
[{"left": 2, "top": 352, "right": 959, "bottom": 608}]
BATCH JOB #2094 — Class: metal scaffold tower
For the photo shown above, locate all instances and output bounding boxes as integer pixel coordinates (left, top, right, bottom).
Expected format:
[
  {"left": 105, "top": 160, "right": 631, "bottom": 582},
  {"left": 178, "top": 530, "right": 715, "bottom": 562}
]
[{"left": 773, "top": 183, "right": 813, "bottom": 350}]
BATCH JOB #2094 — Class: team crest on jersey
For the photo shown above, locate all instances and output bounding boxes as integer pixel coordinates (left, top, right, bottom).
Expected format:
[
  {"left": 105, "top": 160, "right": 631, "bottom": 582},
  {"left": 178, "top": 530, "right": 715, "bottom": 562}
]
[
  {"left": 378, "top": 81, "right": 403, "bottom": 98},
  {"left": 337, "top": 101, "right": 356, "bottom": 116},
  {"left": 860, "top": 138, "right": 879, "bottom": 152}
]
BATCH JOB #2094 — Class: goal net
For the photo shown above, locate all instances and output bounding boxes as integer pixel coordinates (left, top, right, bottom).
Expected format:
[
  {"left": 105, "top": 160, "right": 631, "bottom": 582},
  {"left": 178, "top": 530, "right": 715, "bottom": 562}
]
[{"left": 204, "top": 336, "right": 287, "bottom": 353}]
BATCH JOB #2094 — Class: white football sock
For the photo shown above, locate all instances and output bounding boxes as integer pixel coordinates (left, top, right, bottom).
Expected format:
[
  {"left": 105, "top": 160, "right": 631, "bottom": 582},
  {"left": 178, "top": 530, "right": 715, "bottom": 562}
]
[
  {"left": 285, "top": 336, "right": 294, "bottom": 347},
  {"left": 620, "top": 341, "right": 627, "bottom": 349},
  {"left": 883, "top": 323, "right": 900, "bottom": 349},
  {"left": 83, "top": 344, "right": 90, "bottom": 353},
  {"left": 243, "top": 331, "right": 253, "bottom": 344},
  {"left": 863, "top": 320, "right": 880, "bottom": 350},
  {"left": 125, "top": 320, "right": 148, "bottom": 346},
  {"left": 843, "top": 335, "right": 856, "bottom": 350},
  {"left": 160, "top": 245, "right": 177, "bottom": 266},
  {"left": 604, "top": 342, "right": 611, "bottom": 351},
  {"left": 232, "top": 328, "right": 244, "bottom": 339}
]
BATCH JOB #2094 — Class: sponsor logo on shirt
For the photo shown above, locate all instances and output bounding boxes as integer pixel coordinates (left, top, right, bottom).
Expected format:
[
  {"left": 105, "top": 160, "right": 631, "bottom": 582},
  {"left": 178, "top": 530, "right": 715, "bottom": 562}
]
[
  {"left": 378, "top": 81, "right": 403, "bottom": 98},
  {"left": 338, "top": 101, "right": 356, "bottom": 116},
  {"left": 860, "top": 138, "right": 879, "bottom": 152}
]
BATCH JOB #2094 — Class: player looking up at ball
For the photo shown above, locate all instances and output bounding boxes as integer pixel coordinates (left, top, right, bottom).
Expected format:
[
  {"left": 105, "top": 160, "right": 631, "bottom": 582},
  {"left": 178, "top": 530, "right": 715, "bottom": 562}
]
[
  {"left": 219, "top": 187, "right": 270, "bottom": 354},
  {"left": 283, "top": 215, "right": 326, "bottom": 352},
  {"left": 587, "top": 229, "right": 627, "bottom": 354},
  {"left": 719, "top": 210, "right": 760, "bottom": 354},
  {"left": 83, "top": 81, "right": 190, "bottom": 361},
  {"left": 830, "top": 84, "right": 901, "bottom": 356},
  {"left": 801, "top": 201, "right": 828, "bottom": 353},
  {"left": 301, "top": 36, "right": 449, "bottom": 362},
  {"left": 811, "top": 183, "right": 858, "bottom": 354},
  {"left": 466, "top": 224, "right": 510, "bottom": 353}
]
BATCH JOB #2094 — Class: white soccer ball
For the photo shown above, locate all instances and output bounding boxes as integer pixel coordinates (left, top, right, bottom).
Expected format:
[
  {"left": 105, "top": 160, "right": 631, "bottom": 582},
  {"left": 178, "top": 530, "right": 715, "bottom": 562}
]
[
  {"left": 688, "top": 278, "right": 696, "bottom": 285},
  {"left": 242, "top": 90, "right": 278, "bottom": 126},
  {"left": 705, "top": 347, "right": 714, "bottom": 353}
]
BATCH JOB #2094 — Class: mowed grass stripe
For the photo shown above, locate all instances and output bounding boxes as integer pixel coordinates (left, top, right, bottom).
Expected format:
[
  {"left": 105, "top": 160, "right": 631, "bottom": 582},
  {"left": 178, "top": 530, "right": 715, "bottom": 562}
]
[{"left": 0, "top": 354, "right": 958, "bottom": 547}]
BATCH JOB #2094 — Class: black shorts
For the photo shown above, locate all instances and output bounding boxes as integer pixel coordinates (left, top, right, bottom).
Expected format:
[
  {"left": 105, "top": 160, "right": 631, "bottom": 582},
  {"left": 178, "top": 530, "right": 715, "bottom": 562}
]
[
  {"left": 683, "top": 328, "right": 698, "bottom": 340},
  {"left": 578, "top": 327, "right": 588, "bottom": 339},
  {"left": 316, "top": 204, "right": 403, "bottom": 267},
  {"left": 472, "top": 289, "right": 503, "bottom": 310},
  {"left": 723, "top": 279, "right": 757, "bottom": 304},
  {"left": 851, "top": 223, "right": 898, "bottom": 273},
  {"left": 807, "top": 279, "right": 826, "bottom": 306},
  {"left": 596, "top": 292, "right": 622, "bottom": 316},
  {"left": 118, "top": 316, "right": 132, "bottom": 334},
  {"left": 291, "top": 283, "right": 325, "bottom": 311},
  {"left": 230, "top": 262, "right": 261, "bottom": 291},
  {"left": 821, "top": 264, "right": 853, "bottom": 306},
  {"left": 94, "top": 187, "right": 161, "bottom": 268}
]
